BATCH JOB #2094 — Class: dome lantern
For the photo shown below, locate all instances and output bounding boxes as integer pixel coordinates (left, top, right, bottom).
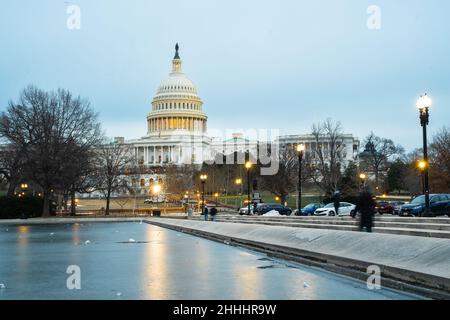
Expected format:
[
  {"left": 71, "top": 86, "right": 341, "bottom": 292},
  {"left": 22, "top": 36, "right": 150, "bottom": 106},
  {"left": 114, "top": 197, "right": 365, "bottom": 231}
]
[{"left": 172, "top": 43, "right": 182, "bottom": 73}]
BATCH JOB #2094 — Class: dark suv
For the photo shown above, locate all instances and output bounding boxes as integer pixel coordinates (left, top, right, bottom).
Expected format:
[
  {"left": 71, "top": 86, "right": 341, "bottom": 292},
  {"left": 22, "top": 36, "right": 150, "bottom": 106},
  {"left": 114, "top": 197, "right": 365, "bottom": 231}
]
[
  {"left": 400, "top": 194, "right": 450, "bottom": 217},
  {"left": 254, "top": 203, "right": 292, "bottom": 216}
]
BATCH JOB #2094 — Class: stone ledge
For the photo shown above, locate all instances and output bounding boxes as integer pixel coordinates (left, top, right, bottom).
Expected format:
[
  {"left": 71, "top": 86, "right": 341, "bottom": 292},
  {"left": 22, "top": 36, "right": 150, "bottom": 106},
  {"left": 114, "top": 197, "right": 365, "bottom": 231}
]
[{"left": 146, "top": 218, "right": 450, "bottom": 299}]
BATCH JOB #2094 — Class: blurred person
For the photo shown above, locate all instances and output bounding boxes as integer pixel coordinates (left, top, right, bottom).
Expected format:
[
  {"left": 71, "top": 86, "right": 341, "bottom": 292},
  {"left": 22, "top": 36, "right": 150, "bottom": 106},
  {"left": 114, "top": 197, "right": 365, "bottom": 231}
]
[
  {"left": 210, "top": 206, "right": 217, "bottom": 221},
  {"left": 332, "top": 191, "right": 341, "bottom": 216},
  {"left": 203, "top": 206, "right": 209, "bottom": 221},
  {"left": 355, "top": 187, "right": 376, "bottom": 232}
]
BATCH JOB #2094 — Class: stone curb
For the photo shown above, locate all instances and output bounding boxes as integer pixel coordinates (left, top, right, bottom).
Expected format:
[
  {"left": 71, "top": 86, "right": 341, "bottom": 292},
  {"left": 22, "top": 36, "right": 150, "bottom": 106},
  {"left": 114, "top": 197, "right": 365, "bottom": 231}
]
[{"left": 146, "top": 218, "right": 450, "bottom": 300}]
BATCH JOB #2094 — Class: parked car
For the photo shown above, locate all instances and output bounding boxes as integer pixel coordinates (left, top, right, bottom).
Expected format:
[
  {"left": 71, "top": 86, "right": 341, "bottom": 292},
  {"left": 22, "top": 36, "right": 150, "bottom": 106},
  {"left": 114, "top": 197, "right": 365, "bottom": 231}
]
[
  {"left": 391, "top": 201, "right": 406, "bottom": 215},
  {"left": 375, "top": 201, "right": 394, "bottom": 215},
  {"left": 294, "top": 203, "right": 324, "bottom": 216},
  {"left": 254, "top": 203, "right": 292, "bottom": 216},
  {"left": 144, "top": 196, "right": 166, "bottom": 204},
  {"left": 400, "top": 194, "right": 450, "bottom": 217},
  {"left": 238, "top": 204, "right": 258, "bottom": 215},
  {"left": 238, "top": 206, "right": 251, "bottom": 215},
  {"left": 314, "top": 202, "right": 356, "bottom": 217}
]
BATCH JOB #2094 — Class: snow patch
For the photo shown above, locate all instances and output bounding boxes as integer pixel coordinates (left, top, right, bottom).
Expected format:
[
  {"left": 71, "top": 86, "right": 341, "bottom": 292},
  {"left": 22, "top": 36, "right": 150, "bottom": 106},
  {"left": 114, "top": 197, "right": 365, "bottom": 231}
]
[{"left": 263, "top": 210, "right": 282, "bottom": 217}]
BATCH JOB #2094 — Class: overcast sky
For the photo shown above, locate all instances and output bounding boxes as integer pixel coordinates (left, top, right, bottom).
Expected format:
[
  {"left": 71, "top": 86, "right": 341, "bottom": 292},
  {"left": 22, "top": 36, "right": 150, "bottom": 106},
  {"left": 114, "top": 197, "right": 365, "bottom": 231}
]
[{"left": 1, "top": 0, "right": 449, "bottom": 151}]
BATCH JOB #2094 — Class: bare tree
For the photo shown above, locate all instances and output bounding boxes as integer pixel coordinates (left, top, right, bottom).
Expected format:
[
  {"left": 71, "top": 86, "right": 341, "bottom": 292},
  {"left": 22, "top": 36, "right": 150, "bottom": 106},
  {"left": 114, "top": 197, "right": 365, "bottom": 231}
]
[
  {"left": 359, "top": 132, "right": 404, "bottom": 187},
  {"left": 310, "top": 119, "right": 345, "bottom": 196},
  {"left": 59, "top": 144, "right": 102, "bottom": 215},
  {"left": 164, "top": 165, "right": 197, "bottom": 202},
  {"left": 0, "top": 144, "right": 26, "bottom": 196},
  {"left": 258, "top": 146, "right": 310, "bottom": 204},
  {"left": 96, "top": 141, "right": 135, "bottom": 215},
  {"left": 430, "top": 127, "right": 450, "bottom": 192},
  {"left": 0, "top": 86, "right": 102, "bottom": 216}
]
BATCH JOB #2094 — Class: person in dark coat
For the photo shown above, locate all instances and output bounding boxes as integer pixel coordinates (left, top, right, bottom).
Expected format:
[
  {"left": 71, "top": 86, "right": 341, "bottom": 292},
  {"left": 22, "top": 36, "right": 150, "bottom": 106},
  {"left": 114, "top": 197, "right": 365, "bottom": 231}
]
[
  {"left": 332, "top": 191, "right": 341, "bottom": 216},
  {"left": 203, "top": 206, "right": 209, "bottom": 221},
  {"left": 355, "top": 187, "right": 376, "bottom": 232},
  {"left": 210, "top": 206, "right": 217, "bottom": 221}
]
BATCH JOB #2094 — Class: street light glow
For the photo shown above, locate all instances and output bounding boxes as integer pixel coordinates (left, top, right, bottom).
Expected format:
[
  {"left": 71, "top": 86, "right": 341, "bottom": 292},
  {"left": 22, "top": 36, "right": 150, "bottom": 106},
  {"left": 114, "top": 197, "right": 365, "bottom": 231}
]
[
  {"left": 200, "top": 174, "right": 208, "bottom": 181},
  {"left": 152, "top": 184, "right": 161, "bottom": 194},
  {"left": 245, "top": 161, "right": 253, "bottom": 170},
  {"left": 297, "top": 144, "right": 305, "bottom": 153},
  {"left": 235, "top": 178, "right": 242, "bottom": 185},
  {"left": 417, "top": 93, "right": 432, "bottom": 110},
  {"left": 359, "top": 173, "right": 367, "bottom": 180},
  {"left": 418, "top": 160, "right": 427, "bottom": 170}
]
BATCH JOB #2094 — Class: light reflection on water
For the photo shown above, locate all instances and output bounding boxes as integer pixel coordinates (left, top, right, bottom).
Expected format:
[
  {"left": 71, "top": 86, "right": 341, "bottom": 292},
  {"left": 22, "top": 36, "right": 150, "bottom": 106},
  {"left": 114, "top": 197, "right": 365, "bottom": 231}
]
[
  {"left": 72, "top": 223, "right": 81, "bottom": 245},
  {"left": 16, "top": 225, "right": 31, "bottom": 288},
  {"left": 142, "top": 227, "right": 170, "bottom": 299}
]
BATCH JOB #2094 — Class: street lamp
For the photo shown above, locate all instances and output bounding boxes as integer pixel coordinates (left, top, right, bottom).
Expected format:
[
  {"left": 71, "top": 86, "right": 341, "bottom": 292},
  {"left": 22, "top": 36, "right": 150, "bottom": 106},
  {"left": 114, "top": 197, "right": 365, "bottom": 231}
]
[
  {"left": 214, "top": 192, "right": 219, "bottom": 205},
  {"left": 417, "top": 94, "right": 432, "bottom": 216},
  {"left": 245, "top": 161, "right": 253, "bottom": 215},
  {"left": 235, "top": 178, "right": 242, "bottom": 208},
  {"left": 152, "top": 183, "right": 161, "bottom": 208},
  {"left": 200, "top": 174, "right": 208, "bottom": 213},
  {"left": 20, "top": 183, "right": 28, "bottom": 197},
  {"left": 297, "top": 144, "right": 305, "bottom": 211},
  {"left": 417, "top": 160, "right": 427, "bottom": 196},
  {"left": 359, "top": 173, "right": 367, "bottom": 188}
]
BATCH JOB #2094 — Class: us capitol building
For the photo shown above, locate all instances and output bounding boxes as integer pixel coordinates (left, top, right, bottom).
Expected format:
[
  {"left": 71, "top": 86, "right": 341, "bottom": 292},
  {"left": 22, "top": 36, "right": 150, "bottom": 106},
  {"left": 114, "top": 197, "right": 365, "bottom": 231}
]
[
  {"left": 122, "top": 44, "right": 211, "bottom": 166},
  {"left": 115, "top": 44, "right": 360, "bottom": 188}
]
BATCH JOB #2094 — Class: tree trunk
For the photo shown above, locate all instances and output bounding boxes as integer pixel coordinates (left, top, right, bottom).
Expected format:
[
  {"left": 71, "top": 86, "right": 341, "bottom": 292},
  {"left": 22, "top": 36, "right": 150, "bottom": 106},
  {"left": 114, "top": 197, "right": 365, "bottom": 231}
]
[
  {"left": 7, "top": 177, "right": 17, "bottom": 197},
  {"left": 42, "top": 191, "right": 51, "bottom": 217},
  {"left": 63, "top": 194, "right": 68, "bottom": 211},
  {"left": 105, "top": 188, "right": 111, "bottom": 216},
  {"left": 70, "top": 190, "right": 76, "bottom": 216}
]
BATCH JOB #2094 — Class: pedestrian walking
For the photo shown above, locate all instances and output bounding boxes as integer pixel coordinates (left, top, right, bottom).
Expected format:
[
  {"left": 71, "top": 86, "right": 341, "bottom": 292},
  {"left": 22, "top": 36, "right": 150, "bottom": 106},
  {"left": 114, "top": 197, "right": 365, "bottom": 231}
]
[
  {"left": 332, "top": 191, "right": 341, "bottom": 216},
  {"left": 210, "top": 206, "right": 217, "bottom": 221},
  {"left": 203, "top": 206, "right": 209, "bottom": 221},
  {"left": 187, "top": 205, "right": 193, "bottom": 219},
  {"left": 355, "top": 187, "right": 376, "bottom": 232}
]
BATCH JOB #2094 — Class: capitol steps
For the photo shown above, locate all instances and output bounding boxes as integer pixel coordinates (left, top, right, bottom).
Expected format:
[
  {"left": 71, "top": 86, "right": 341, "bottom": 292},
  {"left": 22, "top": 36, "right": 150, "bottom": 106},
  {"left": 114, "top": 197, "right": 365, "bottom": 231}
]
[{"left": 189, "top": 215, "right": 450, "bottom": 239}]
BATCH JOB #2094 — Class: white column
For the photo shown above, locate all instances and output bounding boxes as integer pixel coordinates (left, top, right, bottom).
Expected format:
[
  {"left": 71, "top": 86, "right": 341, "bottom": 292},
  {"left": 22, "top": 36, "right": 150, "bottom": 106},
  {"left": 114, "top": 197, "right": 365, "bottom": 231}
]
[{"left": 153, "top": 146, "right": 156, "bottom": 164}]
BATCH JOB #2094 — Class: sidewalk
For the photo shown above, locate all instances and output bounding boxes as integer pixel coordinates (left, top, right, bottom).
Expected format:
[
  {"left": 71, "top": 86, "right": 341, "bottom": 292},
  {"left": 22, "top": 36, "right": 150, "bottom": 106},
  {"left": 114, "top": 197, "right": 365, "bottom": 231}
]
[{"left": 146, "top": 218, "right": 450, "bottom": 299}]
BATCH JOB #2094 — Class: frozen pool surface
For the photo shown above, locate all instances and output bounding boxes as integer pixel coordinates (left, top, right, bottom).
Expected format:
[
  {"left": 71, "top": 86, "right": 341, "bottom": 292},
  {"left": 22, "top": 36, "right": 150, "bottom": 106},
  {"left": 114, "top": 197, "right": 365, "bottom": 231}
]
[{"left": 0, "top": 222, "right": 422, "bottom": 300}]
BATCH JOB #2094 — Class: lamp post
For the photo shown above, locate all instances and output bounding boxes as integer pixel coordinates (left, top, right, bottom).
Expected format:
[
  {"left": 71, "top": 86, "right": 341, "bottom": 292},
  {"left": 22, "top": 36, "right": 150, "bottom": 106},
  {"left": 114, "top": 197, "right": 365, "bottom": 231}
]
[
  {"left": 152, "top": 183, "right": 161, "bottom": 208},
  {"left": 417, "top": 160, "right": 427, "bottom": 197},
  {"left": 235, "top": 178, "right": 242, "bottom": 208},
  {"left": 214, "top": 192, "right": 219, "bottom": 205},
  {"left": 417, "top": 94, "right": 432, "bottom": 216},
  {"left": 20, "top": 183, "right": 28, "bottom": 197},
  {"left": 245, "top": 161, "right": 253, "bottom": 215},
  {"left": 297, "top": 144, "right": 305, "bottom": 212},
  {"left": 359, "top": 173, "right": 367, "bottom": 189},
  {"left": 200, "top": 174, "right": 208, "bottom": 214}
]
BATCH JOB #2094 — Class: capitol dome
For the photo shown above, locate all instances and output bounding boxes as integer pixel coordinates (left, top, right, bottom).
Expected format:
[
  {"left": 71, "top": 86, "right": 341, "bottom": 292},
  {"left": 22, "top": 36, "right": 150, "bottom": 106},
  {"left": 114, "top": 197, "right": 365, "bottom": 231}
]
[{"left": 147, "top": 44, "right": 207, "bottom": 136}]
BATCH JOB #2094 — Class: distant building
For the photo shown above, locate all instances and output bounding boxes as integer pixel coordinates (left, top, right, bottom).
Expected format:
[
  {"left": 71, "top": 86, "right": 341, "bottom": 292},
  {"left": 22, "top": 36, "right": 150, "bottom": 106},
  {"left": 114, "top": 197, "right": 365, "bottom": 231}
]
[{"left": 275, "top": 134, "right": 360, "bottom": 165}]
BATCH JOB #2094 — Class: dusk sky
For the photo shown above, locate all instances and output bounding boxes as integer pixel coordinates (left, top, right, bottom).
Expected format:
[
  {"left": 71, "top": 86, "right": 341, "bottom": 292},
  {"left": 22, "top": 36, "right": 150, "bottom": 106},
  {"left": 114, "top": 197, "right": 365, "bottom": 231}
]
[{"left": 1, "top": 0, "right": 449, "bottom": 151}]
